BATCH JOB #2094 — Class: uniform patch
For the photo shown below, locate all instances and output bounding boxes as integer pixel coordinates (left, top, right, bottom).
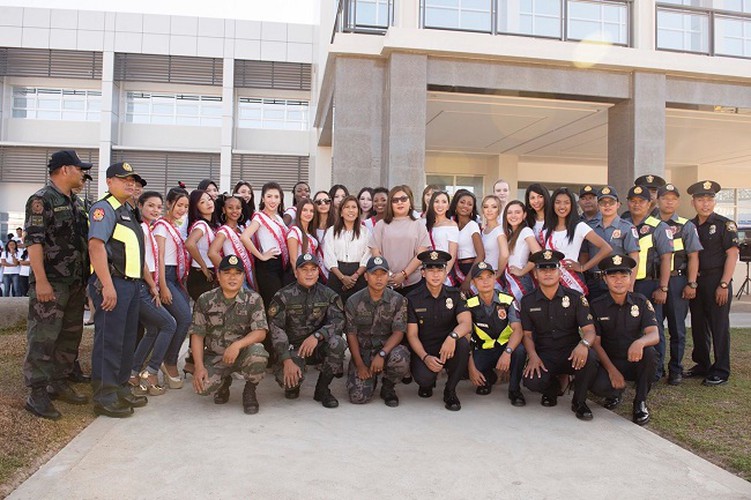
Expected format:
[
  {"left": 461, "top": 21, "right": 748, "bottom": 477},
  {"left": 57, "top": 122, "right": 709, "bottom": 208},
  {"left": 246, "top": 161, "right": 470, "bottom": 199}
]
[
  {"left": 30, "top": 215, "right": 44, "bottom": 226},
  {"left": 31, "top": 199, "right": 44, "bottom": 214},
  {"left": 267, "top": 304, "right": 279, "bottom": 317},
  {"left": 727, "top": 221, "right": 737, "bottom": 232},
  {"left": 640, "top": 225, "right": 650, "bottom": 235},
  {"left": 631, "top": 227, "right": 639, "bottom": 239},
  {"left": 709, "top": 224, "right": 716, "bottom": 235},
  {"left": 445, "top": 297, "right": 453, "bottom": 309},
  {"left": 92, "top": 208, "right": 105, "bottom": 221},
  {"left": 498, "top": 308, "right": 507, "bottom": 320},
  {"left": 611, "top": 229, "right": 621, "bottom": 239},
  {"left": 646, "top": 300, "right": 655, "bottom": 312},
  {"left": 561, "top": 296, "right": 570, "bottom": 308},
  {"left": 631, "top": 304, "right": 639, "bottom": 317},
  {"left": 580, "top": 296, "right": 588, "bottom": 307},
  {"left": 665, "top": 229, "right": 673, "bottom": 240}
]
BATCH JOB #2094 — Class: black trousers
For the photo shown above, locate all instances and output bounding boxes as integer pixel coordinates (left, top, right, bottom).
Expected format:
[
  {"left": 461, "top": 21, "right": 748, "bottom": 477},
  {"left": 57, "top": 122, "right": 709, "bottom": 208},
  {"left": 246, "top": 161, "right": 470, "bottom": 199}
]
[
  {"left": 411, "top": 337, "right": 470, "bottom": 393},
  {"left": 689, "top": 271, "right": 732, "bottom": 379},
  {"left": 523, "top": 346, "right": 598, "bottom": 405},
  {"left": 187, "top": 267, "right": 216, "bottom": 302},
  {"left": 590, "top": 346, "right": 657, "bottom": 404},
  {"left": 255, "top": 258, "right": 286, "bottom": 309},
  {"left": 472, "top": 343, "right": 526, "bottom": 392},
  {"left": 327, "top": 261, "right": 366, "bottom": 304}
]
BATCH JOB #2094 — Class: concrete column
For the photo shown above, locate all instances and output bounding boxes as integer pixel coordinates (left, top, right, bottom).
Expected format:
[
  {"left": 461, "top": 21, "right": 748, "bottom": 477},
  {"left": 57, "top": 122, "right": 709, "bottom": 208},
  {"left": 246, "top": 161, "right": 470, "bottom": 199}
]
[
  {"left": 332, "top": 56, "right": 385, "bottom": 190},
  {"left": 607, "top": 71, "right": 665, "bottom": 200},
  {"left": 633, "top": 0, "right": 656, "bottom": 50},
  {"left": 220, "top": 57, "right": 235, "bottom": 194},
  {"left": 98, "top": 50, "right": 116, "bottom": 197},
  {"left": 396, "top": 0, "right": 420, "bottom": 29},
  {"left": 382, "top": 52, "right": 427, "bottom": 191}
]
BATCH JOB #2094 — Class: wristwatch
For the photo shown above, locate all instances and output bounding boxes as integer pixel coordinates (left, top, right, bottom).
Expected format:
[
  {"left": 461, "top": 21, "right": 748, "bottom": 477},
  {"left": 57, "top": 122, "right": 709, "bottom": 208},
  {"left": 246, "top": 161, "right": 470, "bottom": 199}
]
[
  {"left": 449, "top": 331, "right": 459, "bottom": 340},
  {"left": 688, "top": 281, "right": 698, "bottom": 289},
  {"left": 720, "top": 281, "right": 729, "bottom": 289},
  {"left": 504, "top": 346, "right": 513, "bottom": 354},
  {"left": 378, "top": 350, "right": 387, "bottom": 358},
  {"left": 579, "top": 338, "right": 592, "bottom": 349},
  {"left": 313, "top": 332, "right": 323, "bottom": 341},
  {"left": 660, "top": 285, "right": 669, "bottom": 293}
]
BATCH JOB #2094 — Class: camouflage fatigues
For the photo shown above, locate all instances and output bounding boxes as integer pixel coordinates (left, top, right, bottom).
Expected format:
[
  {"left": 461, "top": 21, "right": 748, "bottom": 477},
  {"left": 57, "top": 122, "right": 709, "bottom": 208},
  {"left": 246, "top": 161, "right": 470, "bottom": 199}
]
[
  {"left": 190, "top": 287, "right": 269, "bottom": 394},
  {"left": 268, "top": 282, "right": 345, "bottom": 389},
  {"left": 345, "top": 287, "right": 410, "bottom": 404},
  {"left": 23, "top": 182, "right": 89, "bottom": 388}
]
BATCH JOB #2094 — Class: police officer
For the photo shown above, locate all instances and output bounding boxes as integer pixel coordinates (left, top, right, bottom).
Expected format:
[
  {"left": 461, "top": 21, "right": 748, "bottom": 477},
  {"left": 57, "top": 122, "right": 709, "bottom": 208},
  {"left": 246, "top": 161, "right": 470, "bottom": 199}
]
[
  {"left": 406, "top": 250, "right": 471, "bottom": 411},
  {"left": 466, "top": 261, "right": 526, "bottom": 407},
  {"left": 88, "top": 162, "right": 146, "bottom": 418},
  {"left": 590, "top": 255, "right": 659, "bottom": 426},
  {"left": 685, "top": 181, "right": 739, "bottom": 386},
  {"left": 621, "top": 174, "right": 666, "bottom": 221},
  {"left": 190, "top": 255, "right": 269, "bottom": 414},
  {"left": 656, "top": 184, "right": 702, "bottom": 385},
  {"left": 345, "top": 256, "right": 411, "bottom": 407},
  {"left": 23, "top": 150, "right": 92, "bottom": 419},
  {"left": 578, "top": 185, "right": 599, "bottom": 222},
  {"left": 583, "top": 186, "right": 640, "bottom": 300},
  {"left": 521, "top": 250, "right": 598, "bottom": 421},
  {"left": 623, "top": 185, "right": 673, "bottom": 382},
  {"left": 268, "top": 252, "right": 346, "bottom": 408}
]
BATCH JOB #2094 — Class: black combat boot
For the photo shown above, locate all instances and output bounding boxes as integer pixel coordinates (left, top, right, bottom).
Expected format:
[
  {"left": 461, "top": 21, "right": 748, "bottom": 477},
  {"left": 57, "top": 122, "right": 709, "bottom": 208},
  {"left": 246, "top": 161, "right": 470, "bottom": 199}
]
[
  {"left": 214, "top": 376, "right": 232, "bottom": 404},
  {"left": 47, "top": 381, "right": 89, "bottom": 405},
  {"left": 313, "top": 371, "right": 339, "bottom": 408},
  {"left": 68, "top": 359, "right": 91, "bottom": 384},
  {"left": 242, "top": 382, "right": 260, "bottom": 415},
  {"left": 26, "top": 386, "right": 62, "bottom": 420},
  {"left": 380, "top": 378, "right": 399, "bottom": 407}
]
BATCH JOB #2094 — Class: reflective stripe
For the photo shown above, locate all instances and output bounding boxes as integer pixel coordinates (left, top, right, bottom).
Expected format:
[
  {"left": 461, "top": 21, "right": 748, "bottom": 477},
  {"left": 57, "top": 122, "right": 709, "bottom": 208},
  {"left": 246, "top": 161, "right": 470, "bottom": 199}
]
[
  {"left": 637, "top": 216, "right": 660, "bottom": 280},
  {"left": 670, "top": 216, "right": 687, "bottom": 272},
  {"left": 106, "top": 196, "right": 142, "bottom": 279},
  {"left": 468, "top": 292, "right": 514, "bottom": 349}
]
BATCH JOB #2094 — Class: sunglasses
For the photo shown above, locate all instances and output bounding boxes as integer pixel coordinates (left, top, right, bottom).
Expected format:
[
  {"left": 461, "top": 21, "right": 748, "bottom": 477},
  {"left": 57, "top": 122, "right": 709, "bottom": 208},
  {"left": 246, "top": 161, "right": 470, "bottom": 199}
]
[
  {"left": 391, "top": 195, "right": 410, "bottom": 203},
  {"left": 314, "top": 198, "right": 331, "bottom": 205}
]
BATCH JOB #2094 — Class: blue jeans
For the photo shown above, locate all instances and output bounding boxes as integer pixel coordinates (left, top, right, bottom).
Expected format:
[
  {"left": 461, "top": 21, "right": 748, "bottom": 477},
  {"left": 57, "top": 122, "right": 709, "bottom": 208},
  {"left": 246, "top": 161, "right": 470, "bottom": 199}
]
[
  {"left": 132, "top": 282, "right": 177, "bottom": 374},
  {"left": 3, "top": 273, "right": 21, "bottom": 297},
  {"left": 635, "top": 279, "right": 665, "bottom": 379},
  {"left": 162, "top": 266, "right": 192, "bottom": 367}
]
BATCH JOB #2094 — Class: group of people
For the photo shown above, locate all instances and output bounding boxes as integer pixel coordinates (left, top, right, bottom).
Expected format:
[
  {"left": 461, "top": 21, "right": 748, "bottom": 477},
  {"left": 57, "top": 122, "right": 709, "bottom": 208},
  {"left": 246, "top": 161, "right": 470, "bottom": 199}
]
[
  {"left": 1, "top": 227, "right": 30, "bottom": 297},
  {"left": 21, "top": 149, "right": 738, "bottom": 426}
]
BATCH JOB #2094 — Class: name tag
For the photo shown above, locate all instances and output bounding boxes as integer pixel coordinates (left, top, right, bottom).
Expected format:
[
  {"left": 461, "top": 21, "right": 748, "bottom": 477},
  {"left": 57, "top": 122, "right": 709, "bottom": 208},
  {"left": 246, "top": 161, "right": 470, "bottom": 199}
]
[
  {"left": 53, "top": 206, "right": 71, "bottom": 212},
  {"left": 414, "top": 308, "right": 427, "bottom": 313},
  {"left": 598, "top": 316, "right": 610, "bottom": 321},
  {"left": 476, "top": 322, "right": 489, "bottom": 328},
  {"left": 529, "top": 307, "right": 542, "bottom": 312},
  {"left": 121, "top": 215, "right": 131, "bottom": 221}
]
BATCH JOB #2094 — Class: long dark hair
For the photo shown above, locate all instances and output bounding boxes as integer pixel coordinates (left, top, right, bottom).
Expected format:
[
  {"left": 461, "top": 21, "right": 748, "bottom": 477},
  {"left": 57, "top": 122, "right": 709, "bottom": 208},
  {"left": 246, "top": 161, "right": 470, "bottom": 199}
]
[
  {"left": 421, "top": 184, "right": 442, "bottom": 213},
  {"left": 5, "top": 239, "right": 18, "bottom": 254},
  {"left": 356, "top": 187, "right": 374, "bottom": 219},
  {"left": 188, "top": 189, "right": 219, "bottom": 230},
  {"left": 384, "top": 185, "right": 417, "bottom": 224},
  {"left": 425, "top": 190, "right": 450, "bottom": 232},
  {"left": 292, "top": 198, "right": 315, "bottom": 253},
  {"left": 503, "top": 200, "right": 527, "bottom": 252},
  {"left": 258, "top": 182, "right": 285, "bottom": 217},
  {"left": 215, "top": 194, "right": 248, "bottom": 227},
  {"left": 138, "top": 190, "right": 163, "bottom": 206},
  {"left": 197, "top": 179, "right": 218, "bottom": 192},
  {"left": 548, "top": 187, "right": 579, "bottom": 243},
  {"left": 525, "top": 183, "right": 551, "bottom": 229},
  {"left": 312, "top": 190, "right": 336, "bottom": 230},
  {"left": 447, "top": 189, "right": 478, "bottom": 224},
  {"left": 165, "top": 186, "right": 189, "bottom": 217},
  {"left": 328, "top": 184, "right": 349, "bottom": 205},
  {"left": 333, "top": 195, "right": 363, "bottom": 240},
  {"left": 232, "top": 181, "right": 256, "bottom": 217}
]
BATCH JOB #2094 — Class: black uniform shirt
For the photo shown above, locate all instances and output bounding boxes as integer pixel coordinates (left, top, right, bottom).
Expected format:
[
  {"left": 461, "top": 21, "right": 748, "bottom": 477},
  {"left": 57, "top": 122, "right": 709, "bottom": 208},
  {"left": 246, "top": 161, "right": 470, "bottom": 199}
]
[
  {"left": 692, "top": 212, "right": 739, "bottom": 273},
  {"left": 407, "top": 284, "right": 467, "bottom": 354},
  {"left": 520, "top": 285, "right": 593, "bottom": 352},
  {"left": 590, "top": 292, "right": 658, "bottom": 360}
]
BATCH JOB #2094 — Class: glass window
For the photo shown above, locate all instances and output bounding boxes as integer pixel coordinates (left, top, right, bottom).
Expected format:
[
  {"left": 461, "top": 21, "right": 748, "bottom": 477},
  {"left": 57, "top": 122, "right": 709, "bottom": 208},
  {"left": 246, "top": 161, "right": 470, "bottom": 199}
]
[
  {"left": 236, "top": 98, "right": 309, "bottom": 130},
  {"left": 426, "top": 174, "right": 484, "bottom": 196},
  {"left": 498, "top": 0, "right": 561, "bottom": 38},
  {"left": 348, "top": 0, "right": 390, "bottom": 28},
  {"left": 715, "top": 15, "right": 751, "bottom": 56},
  {"left": 124, "top": 92, "right": 223, "bottom": 127},
  {"left": 424, "top": 0, "right": 492, "bottom": 32},
  {"left": 716, "top": 0, "right": 751, "bottom": 13},
  {"left": 567, "top": 0, "right": 628, "bottom": 44},
  {"left": 657, "top": 8, "right": 710, "bottom": 53},
  {"left": 11, "top": 87, "right": 101, "bottom": 122}
]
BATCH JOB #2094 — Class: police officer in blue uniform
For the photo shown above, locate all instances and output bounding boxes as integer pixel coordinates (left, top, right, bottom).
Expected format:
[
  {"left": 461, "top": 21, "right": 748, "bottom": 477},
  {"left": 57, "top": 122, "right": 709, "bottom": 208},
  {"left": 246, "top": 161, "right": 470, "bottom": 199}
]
[
  {"left": 88, "top": 162, "right": 146, "bottom": 418},
  {"left": 656, "top": 183, "right": 702, "bottom": 385},
  {"left": 685, "top": 180, "right": 739, "bottom": 386},
  {"left": 589, "top": 254, "right": 659, "bottom": 426},
  {"left": 578, "top": 185, "right": 599, "bottom": 222}
]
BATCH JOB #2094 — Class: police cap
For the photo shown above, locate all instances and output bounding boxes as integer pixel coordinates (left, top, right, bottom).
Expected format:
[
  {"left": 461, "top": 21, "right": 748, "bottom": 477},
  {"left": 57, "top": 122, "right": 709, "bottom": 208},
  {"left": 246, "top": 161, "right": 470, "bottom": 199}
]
[
  {"left": 598, "top": 254, "right": 636, "bottom": 274},
  {"left": 106, "top": 162, "right": 141, "bottom": 179},
  {"left": 296, "top": 252, "right": 319, "bottom": 269},
  {"left": 218, "top": 254, "right": 244, "bottom": 272},
  {"left": 49, "top": 149, "right": 93, "bottom": 173},
  {"left": 634, "top": 174, "right": 666, "bottom": 189},
  {"left": 366, "top": 256, "right": 390, "bottom": 273},
  {"left": 627, "top": 185, "right": 651, "bottom": 202},
  {"left": 579, "top": 185, "right": 597, "bottom": 198},
  {"left": 417, "top": 250, "right": 452, "bottom": 269},
  {"left": 469, "top": 261, "right": 495, "bottom": 279},
  {"left": 529, "top": 250, "right": 565, "bottom": 269},
  {"left": 687, "top": 180, "right": 721, "bottom": 198},
  {"left": 597, "top": 185, "right": 618, "bottom": 202},
  {"left": 657, "top": 183, "right": 680, "bottom": 198}
]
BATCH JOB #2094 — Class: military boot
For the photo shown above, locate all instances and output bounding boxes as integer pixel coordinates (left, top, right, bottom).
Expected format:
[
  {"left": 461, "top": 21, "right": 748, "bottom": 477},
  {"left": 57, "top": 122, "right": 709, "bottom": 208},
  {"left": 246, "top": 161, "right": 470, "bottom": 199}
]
[
  {"left": 214, "top": 376, "right": 232, "bottom": 404},
  {"left": 242, "top": 382, "right": 260, "bottom": 415},
  {"left": 380, "top": 378, "right": 399, "bottom": 407},
  {"left": 68, "top": 359, "right": 91, "bottom": 384},
  {"left": 48, "top": 381, "right": 89, "bottom": 405},
  {"left": 26, "top": 386, "right": 62, "bottom": 420},
  {"left": 313, "top": 371, "right": 339, "bottom": 408}
]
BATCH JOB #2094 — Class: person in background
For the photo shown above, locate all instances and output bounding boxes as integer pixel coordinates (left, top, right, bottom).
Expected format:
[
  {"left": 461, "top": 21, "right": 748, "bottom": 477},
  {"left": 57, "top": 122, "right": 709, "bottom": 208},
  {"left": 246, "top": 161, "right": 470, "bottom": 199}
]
[
  {"left": 232, "top": 180, "right": 256, "bottom": 229},
  {"left": 209, "top": 195, "right": 254, "bottom": 290},
  {"left": 448, "top": 189, "right": 485, "bottom": 295},
  {"left": 329, "top": 184, "right": 349, "bottom": 213},
  {"left": 363, "top": 187, "right": 388, "bottom": 232},
  {"left": 312, "top": 190, "right": 336, "bottom": 281},
  {"left": 2, "top": 239, "right": 23, "bottom": 297},
  {"left": 197, "top": 179, "right": 220, "bottom": 201},
  {"left": 324, "top": 195, "right": 370, "bottom": 303},
  {"left": 284, "top": 181, "right": 311, "bottom": 226},
  {"left": 357, "top": 187, "right": 374, "bottom": 223},
  {"left": 287, "top": 198, "right": 319, "bottom": 276},
  {"left": 578, "top": 185, "right": 599, "bottom": 222},
  {"left": 418, "top": 184, "right": 441, "bottom": 219},
  {"left": 425, "top": 190, "right": 458, "bottom": 286},
  {"left": 18, "top": 247, "right": 30, "bottom": 297},
  {"left": 493, "top": 179, "right": 511, "bottom": 214}
]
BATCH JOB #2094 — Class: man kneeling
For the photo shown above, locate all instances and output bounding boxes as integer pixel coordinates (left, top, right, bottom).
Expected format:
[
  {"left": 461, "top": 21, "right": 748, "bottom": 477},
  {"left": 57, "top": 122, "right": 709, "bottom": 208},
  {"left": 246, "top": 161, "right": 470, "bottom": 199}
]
[{"left": 190, "top": 255, "right": 269, "bottom": 414}]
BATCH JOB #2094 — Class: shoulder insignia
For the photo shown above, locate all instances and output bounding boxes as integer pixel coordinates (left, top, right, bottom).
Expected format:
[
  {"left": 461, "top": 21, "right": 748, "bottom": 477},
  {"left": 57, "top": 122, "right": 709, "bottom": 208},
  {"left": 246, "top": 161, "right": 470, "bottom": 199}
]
[
  {"left": 92, "top": 208, "right": 105, "bottom": 222},
  {"left": 646, "top": 300, "right": 654, "bottom": 312},
  {"left": 31, "top": 199, "right": 44, "bottom": 215},
  {"left": 631, "top": 227, "right": 638, "bottom": 238},
  {"left": 267, "top": 303, "right": 279, "bottom": 318},
  {"left": 30, "top": 215, "right": 44, "bottom": 226},
  {"left": 580, "top": 295, "right": 589, "bottom": 307},
  {"left": 665, "top": 229, "right": 673, "bottom": 240},
  {"left": 727, "top": 221, "right": 737, "bottom": 232}
]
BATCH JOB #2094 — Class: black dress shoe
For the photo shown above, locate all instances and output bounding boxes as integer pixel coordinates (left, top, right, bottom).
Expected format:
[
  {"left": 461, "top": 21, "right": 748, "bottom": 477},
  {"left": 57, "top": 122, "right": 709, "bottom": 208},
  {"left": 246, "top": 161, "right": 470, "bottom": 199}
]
[
  {"left": 119, "top": 393, "right": 148, "bottom": 408},
  {"left": 284, "top": 387, "right": 300, "bottom": 399},
  {"left": 418, "top": 386, "right": 433, "bottom": 398},
  {"left": 475, "top": 384, "right": 492, "bottom": 396},
  {"left": 401, "top": 376, "right": 413, "bottom": 385},
  {"left": 214, "top": 376, "right": 232, "bottom": 404},
  {"left": 26, "top": 387, "right": 62, "bottom": 420},
  {"left": 702, "top": 375, "right": 728, "bottom": 386},
  {"left": 47, "top": 382, "right": 89, "bottom": 405},
  {"left": 572, "top": 402, "right": 594, "bottom": 421},
  {"left": 541, "top": 394, "right": 557, "bottom": 407},
  {"left": 603, "top": 396, "right": 621, "bottom": 410},
  {"left": 443, "top": 390, "right": 461, "bottom": 411},
  {"left": 668, "top": 373, "right": 682, "bottom": 386},
  {"left": 633, "top": 401, "right": 650, "bottom": 425},
  {"left": 508, "top": 390, "right": 526, "bottom": 407},
  {"left": 94, "top": 400, "right": 134, "bottom": 418},
  {"left": 683, "top": 365, "right": 707, "bottom": 378}
]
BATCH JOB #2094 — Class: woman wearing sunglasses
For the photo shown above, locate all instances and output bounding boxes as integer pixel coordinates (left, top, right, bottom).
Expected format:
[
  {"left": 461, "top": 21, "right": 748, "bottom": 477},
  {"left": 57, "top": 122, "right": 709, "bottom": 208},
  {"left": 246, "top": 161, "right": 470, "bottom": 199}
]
[{"left": 312, "top": 190, "right": 336, "bottom": 281}]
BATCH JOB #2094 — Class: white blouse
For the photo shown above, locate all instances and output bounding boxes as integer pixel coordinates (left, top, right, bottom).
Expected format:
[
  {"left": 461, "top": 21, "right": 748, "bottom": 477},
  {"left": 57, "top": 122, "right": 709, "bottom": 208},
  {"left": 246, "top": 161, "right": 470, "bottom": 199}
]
[
  {"left": 481, "top": 224, "right": 504, "bottom": 270},
  {"left": 153, "top": 223, "right": 182, "bottom": 266},
  {"left": 542, "top": 222, "right": 592, "bottom": 261},
  {"left": 323, "top": 226, "right": 371, "bottom": 269},
  {"left": 457, "top": 220, "right": 481, "bottom": 260},
  {"left": 508, "top": 226, "right": 535, "bottom": 270},
  {"left": 429, "top": 224, "right": 459, "bottom": 253}
]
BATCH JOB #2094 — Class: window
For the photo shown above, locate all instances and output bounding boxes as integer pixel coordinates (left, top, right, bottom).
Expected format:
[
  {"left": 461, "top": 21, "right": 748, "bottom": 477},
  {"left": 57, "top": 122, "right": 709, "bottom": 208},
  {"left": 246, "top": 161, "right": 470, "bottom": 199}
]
[
  {"left": 346, "top": 0, "right": 391, "bottom": 29},
  {"left": 125, "top": 92, "right": 222, "bottom": 127},
  {"left": 714, "top": 188, "right": 751, "bottom": 224},
  {"left": 12, "top": 87, "right": 101, "bottom": 121},
  {"left": 237, "top": 98, "right": 309, "bottom": 130},
  {"left": 498, "top": 0, "right": 561, "bottom": 38},
  {"left": 567, "top": 0, "right": 628, "bottom": 44},
  {"left": 423, "top": 0, "right": 493, "bottom": 32},
  {"left": 656, "top": 8, "right": 710, "bottom": 53},
  {"left": 426, "top": 174, "right": 484, "bottom": 195},
  {"left": 715, "top": 14, "right": 751, "bottom": 56}
]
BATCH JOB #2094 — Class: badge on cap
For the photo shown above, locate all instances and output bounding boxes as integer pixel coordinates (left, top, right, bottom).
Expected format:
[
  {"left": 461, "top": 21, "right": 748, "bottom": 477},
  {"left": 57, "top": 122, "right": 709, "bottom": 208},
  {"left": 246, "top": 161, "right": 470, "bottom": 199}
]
[
  {"left": 543, "top": 250, "right": 552, "bottom": 260},
  {"left": 634, "top": 186, "right": 643, "bottom": 194},
  {"left": 478, "top": 262, "right": 488, "bottom": 270},
  {"left": 631, "top": 304, "right": 639, "bottom": 317},
  {"left": 646, "top": 175, "right": 654, "bottom": 183},
  {"left": 92, "top": 208, "right": 105, "bottom": 221},
  {"left": 430, "top": 251, "right": 438, "bottom": 261},
  {"left": 374, "top": 257, "right": 383, "bottom": 265},
  {"left": 228, "top": 255, "right": 238, "bottom": 265},
  {"left": 611, "top": 229, "right": 621, "bottom": 239},
  {"left": 584, "top": 185, "right": 592, "bottom": 192},
  {"left": 123, "top": 162, "right": 133, "bottom": 172},
  {"left": 703, "top": 180, "right": 712, "bottom": 190},
  {"left": 613, "top": 255, "right": 622, "bottom": 266},
  {"left": 561, "top": 296, "right": 570, "bottom": 308},
  {"left": 446, "top": 297, "right": 453, "bottom": 309},
  {"left": 709, "top": 224, "right": 716, "bottom": 235},
  {"left": 666, "top": 184, "right": 675, "bottom": 191},
  {"left": 498, "top": 308, "right": 507, "bottom": 320},
  {"left": 303, "top": 254, "right": 313, "bottom": 261},
  {"left": 602, "top": 187, "right": 611, "bottom": 195}
]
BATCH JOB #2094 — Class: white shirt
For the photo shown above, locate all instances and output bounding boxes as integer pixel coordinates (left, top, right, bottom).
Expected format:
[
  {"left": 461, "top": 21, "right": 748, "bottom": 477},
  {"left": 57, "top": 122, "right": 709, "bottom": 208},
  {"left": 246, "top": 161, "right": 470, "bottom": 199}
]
[
  {"left": 533, "top": 219, "right": 545, "bottom": 242},
  {"left": 481, "top": 225, "right": 504, "bottom": 271},
  {"left": 153, "top": 222, "right": 182, "bottom": 266},
  {"left": 429, "top": 224, "right": 459, "bottom": 253},
  {"left": 508, "top": 227, "right": 535, "bottom": 270},
  {"left": 254, "top": 212, "right": 287, "bottom": 254},
  {"left": 543, "top": 222, "right": 592, "bottom": 261},
  {"left": 284, "top": 206, "right": 297, "bottom": 225},
  {"left": 457, "top": 220, "right": 481, "bottom": 260},
  {"left": 142, "top": 222, "right": 157, "bottom": 273},
  {"left": 189, "top": 221, "right": 215, "bottom": 269},
  {"left": 2, "top": 249, "right": 23, "bottom": 274},
  {"left": 323, "top": 226, "right": 371, "bottom": 269},
  {"left": 287, "top": 226, "right": 319, "bottom": 255}
]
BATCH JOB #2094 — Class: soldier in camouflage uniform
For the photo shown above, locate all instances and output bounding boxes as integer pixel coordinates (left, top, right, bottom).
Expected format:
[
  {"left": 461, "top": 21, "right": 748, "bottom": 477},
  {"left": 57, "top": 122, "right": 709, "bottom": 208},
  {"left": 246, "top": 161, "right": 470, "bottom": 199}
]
[
  {"left": 190, "top": 255, "right": 269, "bottom": 414},
  {"left": 268, "top": 252, "right": 345, "bottom": 408},
  {"left": 345, "top": 256, "right": 410, "bottom": 406},
  {"left": 23, "top": 150, "right": 92, "bottom": 420}
]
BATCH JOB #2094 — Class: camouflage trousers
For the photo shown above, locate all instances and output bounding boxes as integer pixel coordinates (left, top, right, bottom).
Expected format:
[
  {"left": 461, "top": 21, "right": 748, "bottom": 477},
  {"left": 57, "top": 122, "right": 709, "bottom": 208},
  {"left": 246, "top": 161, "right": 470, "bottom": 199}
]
[
  {"left": 23, "top": 280, "right": 86, "bottom": 388},
  {"left": 273, "top": 334, "right": 345, "bottom": 390},
  {"left": 197, "top": 343, "right": 268, "bottom": 395},
  {"left": 347, "top": 345, "right": 411, "bottom": 404}
]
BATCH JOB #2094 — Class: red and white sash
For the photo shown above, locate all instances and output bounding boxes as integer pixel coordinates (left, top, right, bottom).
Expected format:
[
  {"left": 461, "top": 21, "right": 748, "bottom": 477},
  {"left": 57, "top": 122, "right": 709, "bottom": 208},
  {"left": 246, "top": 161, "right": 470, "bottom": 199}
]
[
  {"left": 141, "top": 221, "right": 160, "bottom": 286},
  {"left": 504, "top": 267, "right": 528, "bottom": 304},
  {"left": 188, "top": 220, "right": 215, "bottom": 259},
  {"left": 430, "top": 228, "right": 456, "bottom": 286},
  {"left": 153, "top": 217, "right": 189, "bottom": 282},
  {"left": 253, "top": 211, "right": 289, "bottom": 268},
  {"left": 543, "top": 230, "right": 588, "bottom": 295},
  {"left": 217, "top": 225, "right": 255, "bottom": 290}
]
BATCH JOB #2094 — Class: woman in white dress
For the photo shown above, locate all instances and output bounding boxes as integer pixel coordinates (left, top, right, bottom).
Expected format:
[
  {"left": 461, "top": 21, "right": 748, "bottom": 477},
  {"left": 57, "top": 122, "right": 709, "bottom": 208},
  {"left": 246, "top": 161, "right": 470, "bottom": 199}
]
[
  {"left": 525, "top": 183, "right": 552, "bottom": 245},
  {"left": 208, "top": 195, "right": 255, "bottom": 290},
  {"left": 480, "top": 195, "right": 509, "bottom": 285},
  {"left": 425, "top": 190, "right": 459, "bottom": 285},
  {"left": 502, "top": 200, "right": 542, "bottom": 303},
  {"left": 448, "top": 189, "right": 485, "bottom": 294}
]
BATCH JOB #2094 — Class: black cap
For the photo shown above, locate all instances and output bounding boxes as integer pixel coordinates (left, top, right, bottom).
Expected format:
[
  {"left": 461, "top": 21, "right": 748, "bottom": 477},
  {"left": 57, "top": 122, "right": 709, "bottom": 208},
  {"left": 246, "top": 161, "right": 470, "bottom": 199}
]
[
  {"left": 529, "top": 250, "right": 565, "bottom": 269},
  {"left": 579, "top": 185, "right": 597, "bottom": 197},
  {"left": 598, "top": 254, "right": 636, "bottom": 274},
  {"left": 597, "top": 185, "right": 619, "bottom": 201},
  {"left": 218, "top": 254, "right": 244, "bottom": 272},
  {"left": 134, "top": 175, "right": 147, "bottom": 187},
  {"left": 106, "top": 162, "right": 141, "bottom": 179},
  {"left": 657, "top": 183, "right": 680, "bottom": 198},
  {"left": 627, "top": 185, "right": 651, "bottom": 202},
  {"left": 634, "top": 174, "right": 666, "bottom": 189},
  {"left": 687, "top": 180, "right": 721, "bottom": 197},
  {"left": 469, "top": 261, "right": 495, "bottom": 279},
  {"left": 366, "top": 256, "right": 390, "bottom": 273},
  {"left": 417, "top": 250, "right": 452, "bottom": 268},
  {"left": 296, "top": 252, "right": 319, "bottom": 268},
  {"left": 83, "top": 173, "right": 93, "bottom": 182},
  {"left": 48, "top": 150, "right": 93, "bottom": 173}
]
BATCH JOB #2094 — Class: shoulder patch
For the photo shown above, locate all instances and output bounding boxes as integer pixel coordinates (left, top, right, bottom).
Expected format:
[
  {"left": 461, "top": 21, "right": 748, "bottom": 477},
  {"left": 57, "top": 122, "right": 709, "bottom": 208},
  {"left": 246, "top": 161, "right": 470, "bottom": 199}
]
[
  {"left": 631, "top": 227, "right": 638, "bottom": 239},
  {"left": 31, "top": 198, "right": 44, "bottom": 215},
  {"left": 580, "top": 295, "right": 589, "bottom": 307},
  {"left": 267, "top": 303, "right": 279, "bottom": 318},
  {"left": 727, "top": 221, "right": 737, "bottom": 232},
  {"left": 92, "top": 208, "right": 105, "bottom": 222},
  {"left": 665, "top": 229, "right": 673, "bottom": 240},
  {"left": 646, "top": 300, "right": 655, "bottom": 312}
]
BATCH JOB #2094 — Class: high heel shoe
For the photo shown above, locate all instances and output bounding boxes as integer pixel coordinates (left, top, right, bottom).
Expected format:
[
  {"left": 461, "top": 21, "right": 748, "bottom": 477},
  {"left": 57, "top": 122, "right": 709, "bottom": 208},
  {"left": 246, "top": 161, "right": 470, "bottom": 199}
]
[
  {"left": 160, "top": 363, "right": 183, "bottom": 389},
  {"left": 128, "top": 374, "right": 148, "bottom": 396},
  {"left": 140, "top": 370, "right": 166, "bottom": 396}
]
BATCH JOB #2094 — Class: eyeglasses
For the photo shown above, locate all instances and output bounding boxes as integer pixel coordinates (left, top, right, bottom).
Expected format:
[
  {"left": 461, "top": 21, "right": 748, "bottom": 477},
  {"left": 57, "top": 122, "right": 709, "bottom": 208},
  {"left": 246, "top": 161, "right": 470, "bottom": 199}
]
[
  {"left": 314, "top": 198, "right": 331, "bottom": 206},
  {"left": 391, "top": 196, "right": 410, "bottom": 203}
]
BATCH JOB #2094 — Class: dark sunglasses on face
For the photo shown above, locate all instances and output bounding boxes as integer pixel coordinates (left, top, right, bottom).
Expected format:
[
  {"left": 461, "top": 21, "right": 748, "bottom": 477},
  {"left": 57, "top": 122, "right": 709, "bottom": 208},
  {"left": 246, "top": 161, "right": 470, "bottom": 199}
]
[
  {"left": 314, "top": 198, "right": 331, "bottom": 205},
  {"left": 391, "top": 195, "right": 410, "bottom": 203}
]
